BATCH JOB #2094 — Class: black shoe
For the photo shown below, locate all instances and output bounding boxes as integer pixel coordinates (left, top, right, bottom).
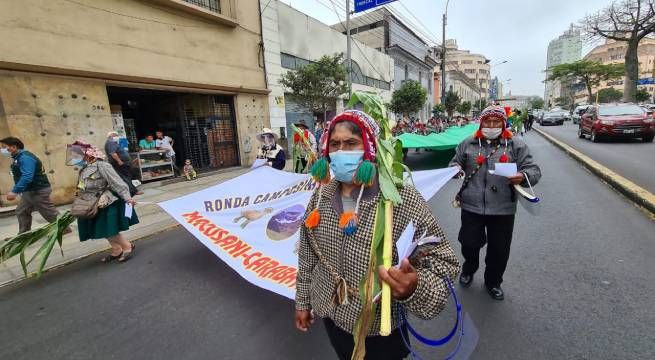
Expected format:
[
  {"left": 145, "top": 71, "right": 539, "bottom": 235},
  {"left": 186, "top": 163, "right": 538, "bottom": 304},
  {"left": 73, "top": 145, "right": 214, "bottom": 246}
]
[
  {"left": 486, "top": 286, "right": 504, "bottom": 301},
  {"left": 459, "top": 273, "right": 473, "bottom": 288}
]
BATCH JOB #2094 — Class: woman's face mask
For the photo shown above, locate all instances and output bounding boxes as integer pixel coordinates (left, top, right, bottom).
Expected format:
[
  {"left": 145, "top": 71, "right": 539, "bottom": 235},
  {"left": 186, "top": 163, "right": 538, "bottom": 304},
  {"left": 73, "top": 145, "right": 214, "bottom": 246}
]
[
  {"left": 0, "top": 147, "right": 11, "bottom": 157},
  {"left": 329, "top": 150, "right": 364, "bottom": 183}
]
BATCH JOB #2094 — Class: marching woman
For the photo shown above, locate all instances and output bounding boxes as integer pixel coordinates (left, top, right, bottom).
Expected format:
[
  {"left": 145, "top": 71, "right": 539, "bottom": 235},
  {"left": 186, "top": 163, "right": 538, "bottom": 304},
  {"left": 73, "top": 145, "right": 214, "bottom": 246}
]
[
  {"left": 67, "top": 140, "right": 139, "bottom": 263},
  {"left": 450, "top": 106, "right": 541, "bottom": 300},
  {"left": 256, "top": 128, "right": 286, "bottom": 170},
  {"left": 295, "top": 110, "right": 459, "bottom": 359}
]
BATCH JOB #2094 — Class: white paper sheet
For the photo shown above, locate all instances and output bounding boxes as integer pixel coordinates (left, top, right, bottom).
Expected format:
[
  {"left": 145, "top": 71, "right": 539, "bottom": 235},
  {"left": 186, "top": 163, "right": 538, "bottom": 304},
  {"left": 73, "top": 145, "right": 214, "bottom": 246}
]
[
  {"left": 124, "top": 204, "right": 133, "bottom": 219},
  {"left": 491, "top": 162, "right": 518, "bottom": 177}
]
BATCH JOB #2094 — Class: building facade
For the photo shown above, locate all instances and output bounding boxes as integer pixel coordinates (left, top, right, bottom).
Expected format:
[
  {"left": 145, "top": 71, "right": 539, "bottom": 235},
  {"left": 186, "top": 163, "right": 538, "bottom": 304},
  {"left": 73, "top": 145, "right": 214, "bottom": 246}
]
[
  {"left": 544, "top": 25, "right": 582, "bottom": 108},
  {"left": 445, "top": 70, "right": 481, "bottom": 107},
  {"left": 0, "top": 0, "right": 269, "bottom": 206},
  {"left": 442, "top": 39, "right": 491, "bottom": 101},
  {"left": 574, "top": 38, "right": 655, "bottom": 103},
  {"left": 260, "top": 0, "right": 394, "bottom": 149},
  {"left": 332, "top": 8, "right": 437, "bottom": 120}
]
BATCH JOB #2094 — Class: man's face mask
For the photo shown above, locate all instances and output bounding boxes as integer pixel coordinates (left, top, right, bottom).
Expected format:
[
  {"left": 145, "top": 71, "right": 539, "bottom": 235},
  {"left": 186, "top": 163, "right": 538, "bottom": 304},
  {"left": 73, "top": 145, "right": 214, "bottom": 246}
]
[
  {"left": 329, "top": 150, "right": 364, "bottom": 183},
  {"left": 481, "top": 128, "right": 502, "bottom": 139}
]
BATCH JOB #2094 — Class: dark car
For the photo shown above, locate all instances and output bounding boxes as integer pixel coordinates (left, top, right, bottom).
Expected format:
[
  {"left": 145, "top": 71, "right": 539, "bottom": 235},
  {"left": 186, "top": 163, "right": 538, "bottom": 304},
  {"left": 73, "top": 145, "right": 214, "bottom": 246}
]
[
  {"left": 541, "top": 112, "right": 565, "bottom": 126},
  {"left": 579, "top": 103, "right": 655, "bottom": 143}
]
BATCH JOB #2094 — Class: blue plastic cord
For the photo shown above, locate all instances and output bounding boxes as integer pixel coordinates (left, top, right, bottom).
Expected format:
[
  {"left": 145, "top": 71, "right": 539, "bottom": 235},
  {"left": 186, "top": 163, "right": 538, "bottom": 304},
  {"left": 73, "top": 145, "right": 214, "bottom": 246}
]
[{"left": 399, "top": 278, "right": 464, "bottom": 359}]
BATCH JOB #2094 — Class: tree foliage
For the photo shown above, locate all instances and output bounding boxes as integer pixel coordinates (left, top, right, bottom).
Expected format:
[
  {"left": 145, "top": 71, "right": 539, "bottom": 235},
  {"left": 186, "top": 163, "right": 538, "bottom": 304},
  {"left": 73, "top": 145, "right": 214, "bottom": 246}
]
[
  {"left": 444, "top": 90, "right": 461, "bottom": 118},
  {"left": 581, "top": 0, "right": 655, "bottom": 102},
  {"left": 636, "top": 88, "right": 652, "bottom": 102},
  {"left": 279, "top": 53, "right": 349, "bottom": 115},
  {"left": 595, "top": 87, "right": 624, "bottom": 103},
  {"left": 474, "top": 98, "right": 489, "bottom": 111},
  {"left": 432, "top": 103, "right": 446, "bottom": 115},
  {"left": 529, "top": 96, "right": 545, "bottom": 109},
  {"left": 388, "top": 80, "right": 427, "bottom": 117},
  {"left": 456, "top": 101, "right": 472, "bottom": 116},
  {"left": 547, "top": 60, "right": 624, "bottom": 103}
]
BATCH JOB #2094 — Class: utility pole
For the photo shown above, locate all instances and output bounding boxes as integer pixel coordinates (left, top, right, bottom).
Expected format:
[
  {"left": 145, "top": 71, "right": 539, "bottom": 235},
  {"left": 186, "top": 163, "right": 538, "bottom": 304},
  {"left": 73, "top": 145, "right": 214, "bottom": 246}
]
[
  {"left": 346, "top": 0, "right": 352, "bottom": 97},
  {"left": 440, "top": 12, "right": 446, "bottom": 106}
]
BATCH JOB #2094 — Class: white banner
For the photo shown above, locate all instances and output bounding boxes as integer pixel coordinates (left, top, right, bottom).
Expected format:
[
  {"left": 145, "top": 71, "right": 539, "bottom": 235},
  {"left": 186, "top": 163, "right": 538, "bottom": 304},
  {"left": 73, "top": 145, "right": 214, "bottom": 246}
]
[{"left": 159, "top": 166, "right": 458, "bottom": 300}]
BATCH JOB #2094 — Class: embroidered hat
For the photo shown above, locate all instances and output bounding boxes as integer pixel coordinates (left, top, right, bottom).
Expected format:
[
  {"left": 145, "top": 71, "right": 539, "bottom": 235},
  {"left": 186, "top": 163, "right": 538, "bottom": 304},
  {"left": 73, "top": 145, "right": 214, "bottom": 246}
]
[
  {"left": 71, "top": 139, "right": 106, "bottom": 160},
  {"left": 305, "top": 110, "right": 380, "bottom": 235}
]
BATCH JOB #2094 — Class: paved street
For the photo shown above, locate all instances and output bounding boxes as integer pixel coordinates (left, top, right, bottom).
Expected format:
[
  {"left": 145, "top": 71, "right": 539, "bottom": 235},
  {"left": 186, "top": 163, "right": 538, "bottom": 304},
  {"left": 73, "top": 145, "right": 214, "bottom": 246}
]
[
  {"left": 536, "top": 123, "right": 655, "bottom": 193},
  {"left": 1, "top": 132, "right": 654, "bottom": 360}
]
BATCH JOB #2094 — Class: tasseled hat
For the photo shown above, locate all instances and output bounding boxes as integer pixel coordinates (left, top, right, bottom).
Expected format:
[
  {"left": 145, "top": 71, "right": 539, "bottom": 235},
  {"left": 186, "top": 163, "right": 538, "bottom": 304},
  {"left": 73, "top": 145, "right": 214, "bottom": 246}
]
[
  {"left": 473, "top": 106, "right": 513, "bottom": 165},
  {"left": 304, "top": 110, "right": 380, "bottom": 235}
]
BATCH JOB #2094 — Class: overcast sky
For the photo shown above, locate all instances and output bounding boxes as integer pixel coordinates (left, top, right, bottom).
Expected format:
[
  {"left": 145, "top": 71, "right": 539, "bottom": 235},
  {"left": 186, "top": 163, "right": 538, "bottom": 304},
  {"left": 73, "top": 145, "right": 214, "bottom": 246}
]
[{"left": 280, "top": 0, "right": 616, "bottom": 97}]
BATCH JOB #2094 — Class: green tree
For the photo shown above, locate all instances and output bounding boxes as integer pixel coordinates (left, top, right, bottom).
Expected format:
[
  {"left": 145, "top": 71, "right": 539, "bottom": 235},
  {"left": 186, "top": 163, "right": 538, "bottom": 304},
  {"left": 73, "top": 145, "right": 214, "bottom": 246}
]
[
  {"left": 636, "top": 88, "right": 651, "bottom": 103},
  {"left": 456, "top": 101, "right": 472, "bottom": 116},
  {"left": 474, "top": 98, "right": 489, "bottom": 111},
  {"left": 582, "top": 0, "right": 655, "bottom": 102},
  {"left": 279, "top": 53, "right": 349, "bottom": 122},
  {"left": 547, "top": 60, "right": 624, "bottom": 103},
  {"left": 529, "top": 96, "right": 545, "bottom": 109},
  {"left": 444, "top": 90, "right": 461, "bottom": 118},
  {"left": 388, "top": 80, "right": 427, "bottom": 117},
  {"left": 432, "top": 103, "right": 445, "bottom": 115},
  {"left": 594, "top": 88, "right": 623, "bottom": 103}
]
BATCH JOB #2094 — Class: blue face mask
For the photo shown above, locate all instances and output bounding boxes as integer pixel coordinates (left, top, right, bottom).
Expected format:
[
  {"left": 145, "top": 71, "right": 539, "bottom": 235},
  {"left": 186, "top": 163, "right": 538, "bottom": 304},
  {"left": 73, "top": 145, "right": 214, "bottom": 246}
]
[
  {"left": 329, "top": 150, "right": 364, "bottom": 183},
  {"left": 72, "top": 158, "right": 86, "bottom": 167}
]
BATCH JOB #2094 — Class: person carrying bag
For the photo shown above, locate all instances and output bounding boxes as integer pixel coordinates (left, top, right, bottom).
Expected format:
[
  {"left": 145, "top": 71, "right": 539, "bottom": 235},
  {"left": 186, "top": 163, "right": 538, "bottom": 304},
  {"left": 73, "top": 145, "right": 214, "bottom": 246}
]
[{"left": 66, "top": 140, "right": 139, "bottom": 263}]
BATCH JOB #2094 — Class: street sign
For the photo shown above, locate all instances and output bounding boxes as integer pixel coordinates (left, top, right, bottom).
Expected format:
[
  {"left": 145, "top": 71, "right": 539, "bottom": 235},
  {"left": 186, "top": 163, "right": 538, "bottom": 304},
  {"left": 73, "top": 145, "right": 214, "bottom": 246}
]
[
  {"left": 354, "top": 0, "right": 398, "bottom": 13},
  {"left": 637, "top": 77, "right": 655, "bottom": 85}
]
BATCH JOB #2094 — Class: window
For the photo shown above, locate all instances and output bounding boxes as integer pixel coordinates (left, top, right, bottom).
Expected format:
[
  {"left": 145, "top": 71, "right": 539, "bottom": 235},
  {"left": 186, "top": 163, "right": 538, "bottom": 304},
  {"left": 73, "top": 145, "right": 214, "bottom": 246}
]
[
  {"left": 465, "top": 69, "right": 476, "bottom": 74},
  {"left": 281, "top": 53, "right": 296, "bottom": 69},
  {"left": 461, "top": 60, "right": 473, "bottom": 64},
  {"left": 405, "top": 64, "right": 409, "bottom": 79},
  {"left": 183, "top": 0, "right": 220, "bottom": 13},
  {"left": 419, "top": 71, "right": 423, "bottom": 84}
]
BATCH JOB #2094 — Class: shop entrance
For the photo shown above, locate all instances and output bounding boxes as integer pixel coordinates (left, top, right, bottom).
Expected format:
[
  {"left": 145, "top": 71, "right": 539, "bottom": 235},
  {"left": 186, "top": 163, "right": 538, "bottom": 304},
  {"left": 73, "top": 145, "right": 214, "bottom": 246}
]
[{"left": 107, "top": 87, "right": 240, "bottom": 176}]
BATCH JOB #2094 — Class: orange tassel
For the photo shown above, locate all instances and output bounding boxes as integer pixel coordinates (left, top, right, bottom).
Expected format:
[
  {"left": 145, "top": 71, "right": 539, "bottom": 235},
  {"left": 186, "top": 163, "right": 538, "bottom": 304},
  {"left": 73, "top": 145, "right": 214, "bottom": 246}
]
[
  {"left": 339, "top": 211, "right": 358, "bottom": 235},
  {"left": 305, "top": 209, "right": 320, "bottom": 229}
]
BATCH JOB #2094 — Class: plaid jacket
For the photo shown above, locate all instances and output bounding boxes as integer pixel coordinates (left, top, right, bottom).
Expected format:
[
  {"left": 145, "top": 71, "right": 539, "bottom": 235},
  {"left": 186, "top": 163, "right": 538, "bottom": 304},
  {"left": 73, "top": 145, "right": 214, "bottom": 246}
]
[{"left": 296, "top": 179, "right": 460, "bottom": 335}]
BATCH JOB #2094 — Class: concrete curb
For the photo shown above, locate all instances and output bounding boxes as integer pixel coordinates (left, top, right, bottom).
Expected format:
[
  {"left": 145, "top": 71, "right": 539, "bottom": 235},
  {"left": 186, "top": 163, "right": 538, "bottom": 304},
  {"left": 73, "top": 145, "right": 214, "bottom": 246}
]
[{"left": 535, "top": 127, "right": 655, "bottom": 217}]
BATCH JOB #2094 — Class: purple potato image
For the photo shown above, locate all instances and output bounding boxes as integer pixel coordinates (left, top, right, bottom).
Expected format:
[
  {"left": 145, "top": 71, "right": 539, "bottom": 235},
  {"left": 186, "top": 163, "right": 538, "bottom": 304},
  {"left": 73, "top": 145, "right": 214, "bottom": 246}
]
[{"left": 266, "top": 204, "right": 306, "bottom": 241}]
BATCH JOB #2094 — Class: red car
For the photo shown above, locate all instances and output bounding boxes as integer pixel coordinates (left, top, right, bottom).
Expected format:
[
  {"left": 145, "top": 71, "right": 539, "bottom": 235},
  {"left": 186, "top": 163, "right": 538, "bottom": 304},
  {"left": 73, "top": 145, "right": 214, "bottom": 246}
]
[{"left": 579, "top": 103, "right": 655, "bottom": 143}]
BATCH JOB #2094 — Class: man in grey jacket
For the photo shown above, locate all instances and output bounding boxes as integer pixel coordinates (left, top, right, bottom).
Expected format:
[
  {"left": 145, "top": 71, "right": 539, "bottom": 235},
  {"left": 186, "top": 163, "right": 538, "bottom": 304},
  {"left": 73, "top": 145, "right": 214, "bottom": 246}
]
[{"left": 450, "top": 106, "right": 541, "bottom": 300}]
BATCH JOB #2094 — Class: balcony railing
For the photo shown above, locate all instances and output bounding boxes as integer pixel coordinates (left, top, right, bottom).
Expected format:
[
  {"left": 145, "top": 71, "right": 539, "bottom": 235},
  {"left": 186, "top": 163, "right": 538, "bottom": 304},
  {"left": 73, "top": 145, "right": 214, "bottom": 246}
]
[
  {"left": 146, "top": 0, "right": 237, "bottom": 26},
  {"left": 183, "top": 0, "right": 219, "bottom": 13}
]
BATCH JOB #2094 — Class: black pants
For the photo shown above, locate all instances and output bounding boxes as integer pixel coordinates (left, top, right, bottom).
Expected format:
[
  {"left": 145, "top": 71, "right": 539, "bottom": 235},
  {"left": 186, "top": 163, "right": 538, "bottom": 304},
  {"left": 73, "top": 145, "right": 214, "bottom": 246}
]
[
  {"left": 295, "top": 158, "right": 308, "bottom": 173},
  {"left": 458, "top": 210, "right": 515, "bottom": 288},
  {"left": 113, "top": 163, "right": 138, "bottom": 196},
  {"left": 323, "top": 318, "right": 410, "bottom": 360}
]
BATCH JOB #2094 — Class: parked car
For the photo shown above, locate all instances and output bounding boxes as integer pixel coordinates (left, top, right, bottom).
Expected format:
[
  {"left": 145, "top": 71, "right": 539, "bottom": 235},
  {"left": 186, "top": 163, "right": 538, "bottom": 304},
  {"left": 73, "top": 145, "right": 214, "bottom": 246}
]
[
  {"left": 572, "top": 105, "right": 592, "bottom": 124},
  {"left": 579, "top": 103, "right": 655, "bottom": 143},
  {"left": 541, "top": 112, "right": 565, "bottom": 126}
]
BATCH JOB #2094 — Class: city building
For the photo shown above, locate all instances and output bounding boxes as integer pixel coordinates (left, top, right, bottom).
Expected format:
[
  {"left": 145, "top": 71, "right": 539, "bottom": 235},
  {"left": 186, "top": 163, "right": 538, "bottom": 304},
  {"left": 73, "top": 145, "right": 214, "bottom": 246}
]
[
  {"left": 489, "top": 77, "right": 504, "bottom": 102},
  {"left": 445, "top": 70, "right": 481, "bottom": 106},
  {"left": 260, "top": 0, "right": 394, "bottom": 149},
  {"left": 0, "top": 0, "right": 269, "bottom": 206},
  {"left": 332, "top": 8, "right": 437, "bottom": 120},
  {"left": 441, "top": 39, "right": 491, "bottom": 101},
  {"left": 544, "top": 25, "right": 582, "bottom": 108},
  {"left": 573, "top": 37, "right": 655, "bottom": 103},
  {"left": 498, "top": 95, "right": 533, "bottom": 110}
]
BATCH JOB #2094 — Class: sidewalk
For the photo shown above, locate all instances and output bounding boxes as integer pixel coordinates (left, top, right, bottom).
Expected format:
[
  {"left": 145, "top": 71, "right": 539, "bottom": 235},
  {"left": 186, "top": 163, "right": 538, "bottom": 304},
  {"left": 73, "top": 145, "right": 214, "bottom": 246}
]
[{"left": 0, "top": 166, "right": 252, "bottom": 287}]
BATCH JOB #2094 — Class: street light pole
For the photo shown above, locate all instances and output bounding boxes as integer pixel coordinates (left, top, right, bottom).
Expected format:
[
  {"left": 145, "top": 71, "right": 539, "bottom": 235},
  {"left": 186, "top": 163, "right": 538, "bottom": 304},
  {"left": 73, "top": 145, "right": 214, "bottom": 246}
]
[{"left": 440, "top": 0, "right": 450, "bottom": 106}]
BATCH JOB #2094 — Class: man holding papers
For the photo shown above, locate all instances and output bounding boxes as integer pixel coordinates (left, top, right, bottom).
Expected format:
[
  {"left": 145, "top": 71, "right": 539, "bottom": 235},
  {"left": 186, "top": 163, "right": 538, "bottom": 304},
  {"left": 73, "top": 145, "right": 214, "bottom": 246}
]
[{"left": 450, "top": 106, "right": 541, "bottom": 300}]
